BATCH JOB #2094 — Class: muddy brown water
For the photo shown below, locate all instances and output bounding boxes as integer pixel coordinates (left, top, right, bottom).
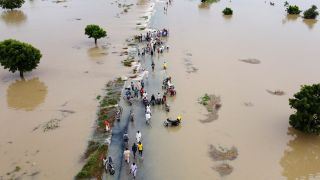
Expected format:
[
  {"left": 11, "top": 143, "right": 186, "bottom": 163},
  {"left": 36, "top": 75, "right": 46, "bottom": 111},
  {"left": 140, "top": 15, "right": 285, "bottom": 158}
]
[
  {"left": 1, "top": 0, "right": 320, "bottom": 179},
  {"left": 0, "top": 0, "right": 153, "bottom": 179}
]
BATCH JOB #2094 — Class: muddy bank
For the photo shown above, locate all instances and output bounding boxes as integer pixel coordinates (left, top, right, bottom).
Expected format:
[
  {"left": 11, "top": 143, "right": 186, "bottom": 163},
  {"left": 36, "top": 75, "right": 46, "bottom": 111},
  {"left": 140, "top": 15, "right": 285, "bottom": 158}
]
[
  {"left": 198, "top": 94, "right": 222, "bottom": 123},
  {"left": 76, "top": 78, "right": 124, "bottom": 179}
]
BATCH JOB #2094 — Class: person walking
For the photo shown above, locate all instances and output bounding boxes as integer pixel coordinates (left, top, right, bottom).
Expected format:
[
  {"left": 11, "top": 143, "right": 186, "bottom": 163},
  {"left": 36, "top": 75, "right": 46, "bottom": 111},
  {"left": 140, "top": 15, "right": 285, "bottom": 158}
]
[
  {"left": 131, "top": 82, "right": 134, "bottom": 91},
  {"left": 132, "top": 143, "right": 137, "bottom": 159},
  {"left": 136, "top": 131, "right": 142, "bottom": 142},
  {"left": 134, "top": 87, "right": 139, "bottom": 98},
  {"left": 130, "top": 162, "right": 138, "bottom": 179},
  {"left": 124, "top": 148, "right": 131, "bottom": 164},
  {"left": 151, "top": 61, "right": 155, "bottom": 71},
  {"left": 137, "top": 141, "right": 143, "bottom": 157}
]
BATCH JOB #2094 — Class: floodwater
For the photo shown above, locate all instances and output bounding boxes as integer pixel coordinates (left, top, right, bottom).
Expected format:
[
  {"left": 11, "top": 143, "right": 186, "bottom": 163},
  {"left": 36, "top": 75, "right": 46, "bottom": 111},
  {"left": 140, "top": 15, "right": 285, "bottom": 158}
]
[
  {"left": 0, "top": 0, "right": 153, "bottom": 179},
  {"left": 1, "top": 0, "right": 320, "bottom": 179}
]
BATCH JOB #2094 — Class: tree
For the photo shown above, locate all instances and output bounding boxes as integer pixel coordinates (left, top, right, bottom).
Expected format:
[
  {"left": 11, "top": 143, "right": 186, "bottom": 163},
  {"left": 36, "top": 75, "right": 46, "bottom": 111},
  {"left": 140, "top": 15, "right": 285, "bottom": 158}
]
[
  {"left": 0, "top": 0, "right": 25, "bottom": 10},
  {"left": 287, "top": 5, "right": 301, "bottom": 15},
  {"left": 303, "top": 5, "right": 319, "bottom": 19},
  {"left": 0, "top": 39, "right": 42, "bottom": 79},
  {"left": 222, "top": 7, "right": 233, "bottom": 15},
  {"left": 85, "top": 25, "right": 107, "bottom": 45},
  {"left": 289, "top": 84, "right": 320, "bottom": 135}
]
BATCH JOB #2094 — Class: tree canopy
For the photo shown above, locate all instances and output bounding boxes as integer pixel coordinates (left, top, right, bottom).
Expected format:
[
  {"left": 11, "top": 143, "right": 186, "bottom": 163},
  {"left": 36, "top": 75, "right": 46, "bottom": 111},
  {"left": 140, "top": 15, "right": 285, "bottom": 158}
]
[
  {"left": 289, "top": 84, "right": 320, "bottom": 135},
  {"left": 303, "top": 5, "right": 319, "bottom": 19},
  {"left": 0, "top": 39, "right": 42, "bottom": 78},
  {"left": 287, "top": 5, "right": 301, "bottom": 15},
  {"left": 0, "top": 0, "right": 25, "bottom": 10},
  {"left": 85, "top": 25, "right": 107, "bottom": 45},
  {"left": 222, "top": 7, "right": 233, "bottom": 15}
]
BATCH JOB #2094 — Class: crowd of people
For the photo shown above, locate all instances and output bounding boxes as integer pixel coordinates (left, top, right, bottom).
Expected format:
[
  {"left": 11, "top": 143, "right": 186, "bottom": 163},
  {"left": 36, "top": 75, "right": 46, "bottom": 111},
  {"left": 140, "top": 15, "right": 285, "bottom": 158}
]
[{"left": 105, "top": 27, "right": 179, "bottom": 179}]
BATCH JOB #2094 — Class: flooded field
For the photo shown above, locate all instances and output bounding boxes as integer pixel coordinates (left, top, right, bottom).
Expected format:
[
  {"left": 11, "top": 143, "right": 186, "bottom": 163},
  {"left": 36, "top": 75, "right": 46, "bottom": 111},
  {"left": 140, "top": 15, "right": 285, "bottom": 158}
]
[{"left": 1, "top": 0, "right": 320, "bottom": 179}]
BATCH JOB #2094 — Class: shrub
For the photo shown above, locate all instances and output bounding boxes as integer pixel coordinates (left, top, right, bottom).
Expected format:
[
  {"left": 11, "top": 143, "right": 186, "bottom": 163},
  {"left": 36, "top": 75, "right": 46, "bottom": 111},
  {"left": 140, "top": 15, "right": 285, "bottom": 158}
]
[
  {"left": 222, "top": 7, "right": 233, "bottom": 15},
  {"left": 287, "top": 5, "right": 301, "bottom": 15},
  {"left": 303, "top": 5, "right": 319, "bottom": 19},
  {"left": 289, "top": 84, "right": 320, "bottom": 135}
]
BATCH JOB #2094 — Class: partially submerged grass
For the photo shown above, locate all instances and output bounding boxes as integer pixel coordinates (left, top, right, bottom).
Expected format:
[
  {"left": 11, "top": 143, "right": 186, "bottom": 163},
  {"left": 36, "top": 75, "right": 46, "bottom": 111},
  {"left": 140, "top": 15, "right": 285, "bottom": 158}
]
[
  {"left": 76, "top": 145, "right": 108, "bottom": 179},
  {"left": 199, "top": 93, "right": 222, "bottom": 123},
  {"left": 122, "top": 57, "right": 135, "bottom": 67},
  {"left": 76, "top": 79, "right": 124, "bottom": 179}
]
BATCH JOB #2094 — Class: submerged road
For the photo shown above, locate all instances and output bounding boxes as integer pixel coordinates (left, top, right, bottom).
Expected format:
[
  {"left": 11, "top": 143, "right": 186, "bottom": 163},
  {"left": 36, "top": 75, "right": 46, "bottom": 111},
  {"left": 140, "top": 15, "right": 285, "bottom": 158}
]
[{"left": 105, "top": 42, "right": 171, "bottom": 180}]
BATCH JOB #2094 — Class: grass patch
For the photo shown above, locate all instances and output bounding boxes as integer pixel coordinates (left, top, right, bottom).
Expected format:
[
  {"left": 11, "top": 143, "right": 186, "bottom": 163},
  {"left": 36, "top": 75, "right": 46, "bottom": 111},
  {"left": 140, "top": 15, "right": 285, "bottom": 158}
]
[
  {"left": 122, "top": 58, "right": 135, "bottom": 67},
  {"left": 76, "top": 145, "right": 108, "bottom": 179},
  {"left": 199, "top": 93, "right": 211, "bottom": 106}
]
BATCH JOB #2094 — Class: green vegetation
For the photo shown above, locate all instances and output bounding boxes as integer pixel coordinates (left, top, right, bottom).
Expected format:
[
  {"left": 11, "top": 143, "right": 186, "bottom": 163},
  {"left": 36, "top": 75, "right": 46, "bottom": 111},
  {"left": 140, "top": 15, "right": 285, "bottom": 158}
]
[
  {"left": 0, "top": 0, "right": 24, "bottom": 10},
  {"left": 0, "top": 39, "right": 42, "bottom": 79},
  {"left": 122, "top": 57, "right": 134, "bottom": 67},
  {"left": 200, "top": 0, "right": 219, "bottom": 3},
  {"left": 222, "top": 7, "right": 233, "bottom": 15},
  {"left": 289, "top": 84, "right": 320, "bottom": 135},
  {"left": 85, "top": 25, "right": 107, "bottom": 45},
  {"left": 76, "top": 145, "right": 108, "bottom": 179},
  {"left": 286, "top": 5, "right": 301, "bottom": 15},
  {"left": 199, "top": 93, "right": 211, "bottom": 106},
  {"left": 303, "top": 5, "right": 319, "bottom": 19}
]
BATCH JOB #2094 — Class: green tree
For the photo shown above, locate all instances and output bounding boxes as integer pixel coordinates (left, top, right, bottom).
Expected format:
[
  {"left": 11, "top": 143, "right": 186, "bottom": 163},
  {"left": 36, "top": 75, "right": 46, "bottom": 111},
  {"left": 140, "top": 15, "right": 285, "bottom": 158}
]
[
  {"left": 0, "top": 0, "right": 25, "bottom": 10},
  {"left": 303, "top": 5, "right": 319, "bottom": 19},
  {"left": 287, "top": 5, "right": 301, "bottom": 15},
  {"left": 289, "top": 84, "right": 320, "bottom": 135},
  {"left": 0, "top": 39, "right": 42, "bottom": 79},
  {"left": 222, "top": 7, "right": 233, "bottom": 15},
  {"left": 85, "top": 25, "right": 107, "bottom": 45}
]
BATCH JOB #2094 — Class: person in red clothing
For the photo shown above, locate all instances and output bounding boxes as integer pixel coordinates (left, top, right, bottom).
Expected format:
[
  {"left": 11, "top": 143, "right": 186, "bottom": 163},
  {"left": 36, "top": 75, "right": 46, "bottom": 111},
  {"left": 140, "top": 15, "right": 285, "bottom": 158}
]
[
  {"left": 104, "top": 120, "right": 110, "bottom": 132},
  {"left": 140, "top": 87, "right": 144, "bottom": 98}
]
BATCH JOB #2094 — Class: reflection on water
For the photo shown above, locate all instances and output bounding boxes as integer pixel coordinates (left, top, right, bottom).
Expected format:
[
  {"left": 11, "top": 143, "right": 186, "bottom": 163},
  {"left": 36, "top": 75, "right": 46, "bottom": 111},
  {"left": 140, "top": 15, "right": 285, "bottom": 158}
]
[
  {"left": 223, "top": 15, "right": 232, "bottom": 21},
  {"left": 287, "top": 14, "right": 299, "bottom": 21},
  {"left": 7, "top": 78, "right": 48, "bottom": 111},
  {"left": 87, "top": 46, "right": 108, "bottom": 60},
  {"left": 280, "top": 128, "right": 320, "bottom": 180},
  {"left": 0, "top": 10, "right": 27, "bottom": 26},
  {"left": 303, "top": 19, "right": 317, "bottom": 29}
]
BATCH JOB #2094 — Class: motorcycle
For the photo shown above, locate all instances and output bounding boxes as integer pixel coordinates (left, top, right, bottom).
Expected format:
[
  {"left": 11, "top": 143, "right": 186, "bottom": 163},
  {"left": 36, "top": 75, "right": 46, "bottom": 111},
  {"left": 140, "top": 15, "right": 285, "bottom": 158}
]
[
  {"left": 123, "top": 95, "right": 133, "bottom": 106},
  {"left": 163, "top": 118, "right": 181, "bottom": 127},
  {"left": 105, "top": 156, "right": 115, "bottom": 175},
  {"left": 142, "top": 97, "right": 149, "bottom": 106}
]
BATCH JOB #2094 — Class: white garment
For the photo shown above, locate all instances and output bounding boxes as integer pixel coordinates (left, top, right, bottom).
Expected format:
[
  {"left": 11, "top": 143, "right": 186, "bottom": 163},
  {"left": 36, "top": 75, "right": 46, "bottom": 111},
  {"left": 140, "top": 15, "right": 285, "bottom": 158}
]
[
  {"left": 146, "top": 107, "right": 151, "bottom": 114},
  {"left": 145, "top": 113, "right": 151, "bottom": 121},
  {"left": 136, "top": 132, "right": 142, "bottom": 142},
  {"left": 124, "top": 150, "right": 130, "bottom": 163},
  {"left": 130, "top": 164, "right": 137, "bottom": 177}
]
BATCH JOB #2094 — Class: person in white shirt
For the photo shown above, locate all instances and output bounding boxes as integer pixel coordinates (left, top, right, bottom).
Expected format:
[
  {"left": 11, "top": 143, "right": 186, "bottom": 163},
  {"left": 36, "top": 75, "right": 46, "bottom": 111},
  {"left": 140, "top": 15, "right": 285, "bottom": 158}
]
[
  {"left": 136, "top": 131, "right": 142, "bottom": 142},
  {"left": 130, "top": 162, "right": 138, "bottom": 179},
  {"left": 145, "top": 113, "right": 151, "bottom": 122}
]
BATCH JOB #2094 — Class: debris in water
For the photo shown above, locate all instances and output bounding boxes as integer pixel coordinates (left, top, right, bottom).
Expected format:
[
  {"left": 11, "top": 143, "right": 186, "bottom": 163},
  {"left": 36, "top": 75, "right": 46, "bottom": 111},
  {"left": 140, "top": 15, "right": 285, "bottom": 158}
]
[
  {"left": 199, "top": 94, "right": 222, "bottom": 123},
  {"left": 58, "top": 109, "right": 76, "bottom": 114},
  {"left": 52, "top": 0, "right": 67, "bottom": 3},
  {"left": 244, "top": 102, "right": 254, "bottom": 107},
  {"left": 42, "top": 118, "right": 61, "bottom": 132},
  {"left": 213, "top": 163, "right": 233, "bottom": 176},
  {"left": 266, "top": 89, "right": 285, "bottom": 96},
  {"left": 208, "top": 144, "right": 238, "bottom": 161},
  {"left": 29, "top": 171, "right": 40, "bottom": 177},
  {"left": 239, "top": 58, "right": 261, "bottom": 64}
]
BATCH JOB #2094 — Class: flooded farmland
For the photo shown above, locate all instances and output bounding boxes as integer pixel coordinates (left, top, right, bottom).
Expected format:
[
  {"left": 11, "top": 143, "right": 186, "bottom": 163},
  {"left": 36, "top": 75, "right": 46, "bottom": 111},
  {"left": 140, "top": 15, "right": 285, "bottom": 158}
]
[{"left": 1, "top": 0, "right": 320, "bottom": 179}]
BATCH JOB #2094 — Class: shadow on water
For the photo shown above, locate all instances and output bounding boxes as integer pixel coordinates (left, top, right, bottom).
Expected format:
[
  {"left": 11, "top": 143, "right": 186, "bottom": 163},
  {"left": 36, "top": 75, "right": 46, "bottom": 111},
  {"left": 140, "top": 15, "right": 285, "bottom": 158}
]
[
  {"left": 6, "top": 77, "right": 48, "bottom": 111},
  {"left": 280, "top": 128, "right": 320, "bottom": 179},
  {"left": 0, "top": 10, "right": 27, "bottom": 26},
  {"left": 303, "top": 19, "right": 317, "bottom": 30}
]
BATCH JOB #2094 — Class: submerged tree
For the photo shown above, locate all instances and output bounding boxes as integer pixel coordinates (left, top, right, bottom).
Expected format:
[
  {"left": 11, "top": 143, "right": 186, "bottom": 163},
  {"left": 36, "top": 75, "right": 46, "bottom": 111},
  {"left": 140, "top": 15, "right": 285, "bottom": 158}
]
[
  {"left": 289, "top": 84, "right": 320, "bottom": 135},
  {"left": 85, "top": 25, "right": 107, "bottom": 45},
  {"left": 0, "top": 39, "right": 42, "bottom": 79},
  {"left": 222, "top": 7, "right": 233, "bottom": 15},
  {"left": 0, "top": 0, "right": 25, "bottom": 10},
  {"left": 303, "top": 5, "right": 319, "bottom": 19},
  {"left": 287, "top": 5, "right": 301, "bottom": 15}
]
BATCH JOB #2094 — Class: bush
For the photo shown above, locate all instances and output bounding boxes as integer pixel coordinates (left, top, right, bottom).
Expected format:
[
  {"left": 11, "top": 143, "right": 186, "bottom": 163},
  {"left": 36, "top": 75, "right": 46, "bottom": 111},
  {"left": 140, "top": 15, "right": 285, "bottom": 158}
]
[
  {"left": 0, "top": 39, "right": 42, "bottom": 78},
  {"left": 0, "top": 0, "right": 24, "bottom": 10},
  {"left": 289, "top": 84, "right": 320, "bottom": 135},
  {"left": 303, "top": 5, "right": 319, "bottom": 19},
  {"left": 222, "top": 7, "right": 233, "bottom": 15},
  {"left": 287, "top": 5, "right": 301, "bottom": 15}
]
